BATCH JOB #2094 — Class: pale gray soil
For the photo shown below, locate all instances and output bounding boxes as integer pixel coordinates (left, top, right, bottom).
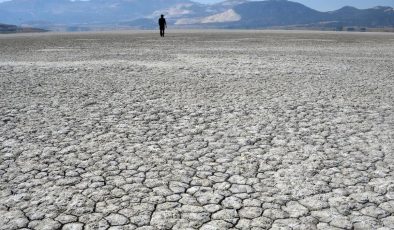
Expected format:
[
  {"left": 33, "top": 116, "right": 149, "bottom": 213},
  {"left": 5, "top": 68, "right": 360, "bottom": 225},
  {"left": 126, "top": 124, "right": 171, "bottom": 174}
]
[{"left": 1, "top": 30, "right": 393, "bottom": 230}]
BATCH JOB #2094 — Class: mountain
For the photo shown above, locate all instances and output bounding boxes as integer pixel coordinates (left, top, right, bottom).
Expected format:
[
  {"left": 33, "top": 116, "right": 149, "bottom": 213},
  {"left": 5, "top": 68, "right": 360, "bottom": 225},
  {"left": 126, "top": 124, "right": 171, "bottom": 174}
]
[
  {"left": 230, "top": 0, "right": 327, "bottom": 27},
  {"left": 182, "top": 0, "right": 394, "bottom": 29},
  {"left": 328, "top": 6, "right": 394, "bottom": 27},
  {"left": 0, "top": 23, "right": 47, "bottom": 33},
  {"left": 0, "top": 0, "right": 192, "bottom": 25},
  {"left": 0, "top": 0, "right": 393, "bottom": 30},
  {"left": 0, "top": 23, "right": 18, "bottom": 33}
]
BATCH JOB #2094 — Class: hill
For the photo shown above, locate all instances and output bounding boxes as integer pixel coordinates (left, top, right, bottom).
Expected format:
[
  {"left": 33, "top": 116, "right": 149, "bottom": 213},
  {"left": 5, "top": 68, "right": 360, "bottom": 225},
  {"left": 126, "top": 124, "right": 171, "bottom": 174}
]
[{"left": 0, "top": 23, "right": 47, "bottom": 33}]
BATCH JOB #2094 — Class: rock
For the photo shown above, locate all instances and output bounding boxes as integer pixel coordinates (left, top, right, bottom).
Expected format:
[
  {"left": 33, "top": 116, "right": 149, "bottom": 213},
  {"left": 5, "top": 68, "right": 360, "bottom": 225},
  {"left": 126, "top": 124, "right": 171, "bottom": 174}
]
[
  {"left": 238, "top": 207, "right": 263, "bottom": 219},
  {"left": 229, "top": 184, "right": 254, "bottom": 194},
  {"left": 222, "top": 196, "right": 242, "bottom": 209},
  {"left": 29, "top": 211, "right": 46, "bottom": 221},
  {"left": 151, "top": 210, "right": 180, "bottom": 229},
  {"left": 299, "top": 196, "right": 329, "bottom": 211},
  {"left": 316, "top": 223, "right": 342, "bottom": 230},
  {"left": 200, "top": 220, "right": 233, "bottom": 230},
  {"left": 243, "top": 198, "right": 262, "bottom": 207},
  {"left": 360, "top": 206, "right": 390, "bottom": 218},
  {"left": 34, "top": 219, "right": 62, "bottom": 230},
  {"left": 179, "top": 194, "right": 199, "bottom": 205},
  {"left": 181, "top": 205, "right": 205, "bottom": 213},
  {"left": 211, "top": 209, "right": 238, "bottom": 224},
  {"left": 352, "top": 216, "right": 378, "bottom": 230},
  {"left": 282, "top": 201, "right": 309, "bottom": 218},
  {"left": 7, "top": 217, "right": 29, "bottom": 229},
  {"left": 330, "top": 216, "right": 352, "bottom": 229},
  {"left": 181, "top": 212, "right": 210, "bottom": 222},
  {"left": 382, "top": 216, "right": 394, "bottom": 228},
  {"left": 228, "top": 175, "right": 247, "bottom": 184},
  {"left": 379, "top": 201, "right": 394, "bottom": 213},
  {"left": 271, "top": 218, "right": 301, "bottom": 229},
  {"left": 236, "top": 219, "right": 252, "bottom": 229},
  {"left": 196, "top": 193, "right": 224, "bottom": 205},
  {"left": 62, "top": 223, "right": 84, "bottom": 230},
  {"left": 129, "top": 215, "right": 150, "bottom": 227},
  {"left": 250, "top": 216, "right": 273, "bottom": 228},
  {"left": 204, "top": 204, "right": 222, "bottom": 213},
  {"left": 106, "top": 214, "right": 129, "bottom": 226},
  {"left": 56, "top": 214, "right": 78, "bottom": 224},
  {"left": 311, "top": 209, "right": 335, "bottom": 223},
  {"left": 263, "top": 208, "right": 289, "bottom": 219}
]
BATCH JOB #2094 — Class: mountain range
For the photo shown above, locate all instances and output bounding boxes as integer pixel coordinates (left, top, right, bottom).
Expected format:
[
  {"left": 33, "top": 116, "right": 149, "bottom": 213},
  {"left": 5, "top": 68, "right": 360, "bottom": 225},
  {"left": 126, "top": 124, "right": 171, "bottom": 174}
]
[{"left": 0, "top": 0, "right": 393, "bottom": 31}]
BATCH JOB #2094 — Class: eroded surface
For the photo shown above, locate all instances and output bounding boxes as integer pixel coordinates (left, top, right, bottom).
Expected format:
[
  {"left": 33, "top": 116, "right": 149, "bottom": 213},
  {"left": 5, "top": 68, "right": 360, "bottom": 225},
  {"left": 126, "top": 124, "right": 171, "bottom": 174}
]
[{"left": 1, "top": 30, "right": 393, "bottom": 229}]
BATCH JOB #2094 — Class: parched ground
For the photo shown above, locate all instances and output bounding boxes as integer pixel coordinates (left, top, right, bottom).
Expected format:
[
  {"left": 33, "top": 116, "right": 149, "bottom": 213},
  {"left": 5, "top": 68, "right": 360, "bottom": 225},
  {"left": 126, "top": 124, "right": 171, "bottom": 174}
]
[{"left": 0, "top": 30, "right": 393, "bottom": 230}]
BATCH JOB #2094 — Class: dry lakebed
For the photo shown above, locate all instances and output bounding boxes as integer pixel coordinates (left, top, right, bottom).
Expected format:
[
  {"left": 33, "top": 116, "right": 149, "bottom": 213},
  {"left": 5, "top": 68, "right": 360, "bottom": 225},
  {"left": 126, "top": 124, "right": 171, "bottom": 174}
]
[{"left": 0, "top": 30, "right": 393, "bottom": 229}]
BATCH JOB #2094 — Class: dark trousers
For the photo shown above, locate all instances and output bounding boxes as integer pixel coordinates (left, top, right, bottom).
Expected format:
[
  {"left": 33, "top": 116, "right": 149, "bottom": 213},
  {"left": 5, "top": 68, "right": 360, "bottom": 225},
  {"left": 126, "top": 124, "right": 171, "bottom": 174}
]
[{"left": 160, "top": 27, "right": 165, "bottom": 37}]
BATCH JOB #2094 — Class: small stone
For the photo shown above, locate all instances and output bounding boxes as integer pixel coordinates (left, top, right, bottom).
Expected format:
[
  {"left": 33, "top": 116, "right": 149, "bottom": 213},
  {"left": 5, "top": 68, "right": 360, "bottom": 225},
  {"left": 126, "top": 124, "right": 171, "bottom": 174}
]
[
  {"left": 157, "top": 202, "right": 180, "bottom": 211},
  {"left": 243, "top": 198, "right": 262, "bottom": 207},
  {"left": 166, "top": 194, "right": 182, "bottom": 202},
  {"left": 29, "top": 211, "right": 46, "bottom": 221},
  {"left": 181, "top": 205, "right": 205, "bottom": 213},
  {"left": 106, "top": 213, "right": 129, "bottom": 226},
  {"left": 229, "top": 184, "right": 253, "bottom": 194},
  {"left": 263, "top": 208, "right": 289, "bottom": 219},
  {"left": 56, "top": 214, "right": 78, "bottom": 224},
  {"left": 236, "top": 219, "right": 252, "bottom": 230},
  {"left": 238, "top": 207, "right": 263, "bottom": 219},
  {"left": 330, "top": 216, "right": 352, "bottom": 229},
  {"left": 151, "top": 210, "right": 180, "bottom": 229},
  {"left": 360, "top": 206, "right": 390, "bottom": 218},
  {"left": 271, "top": 218, "right": 301, "bottom": 229},
  {"left": 196, "top": 193, "right": 224, "bottom": 205},
  {"left": 200, "top": 220, "right": 233, "bottom": 230},
  {"left": 380, "top": 201, "right": 394, "bottom": 213},
  {"left": 179, "top": 194, "right": 199, "bottom": 205},
  {"left": 204, "top": 204, "right": 222, "bottom": 213},
  {"left": 316, "top": 223, "right": 342, "bottom": 230},
  {"left": 352, "top": 216, "right": 378, "bottom": 230},
  {"left": 228, "top": 175, "right": 247, "bottom": 184},
  {"left": 282, "top": 201, "right": 309, "bottom": 218},
  {"left": 62, "top": 223, "right": 84, "bottom": 230},
  {"left": 222, "top": 196, "right": 242, "bottom": 209},
  {"left": 299, "top": 196, "right": 329, "bottom": 211},
  {"left": 181, "top": 212, "right": 210, "bottom": 222},
  {"left": 7, "top": 217, "right": 29, "bottom": 229},
  {"left": 382, "top": 216, "right": 394, "bottom": 228},
  {"left": 211, "top": 209, "right": 238, "bottom": 224},
  {"left": 129, "top": 215, "right": 150, "bottom": 227},
  {"left": 250, "top": 216, "right": 273, "bottom": 228},
  {"left": 34, "top": 219, "right": 62, "bottom": 230},
  {"left": 311, "top": 209, "right": 335, "bottom": 223}
]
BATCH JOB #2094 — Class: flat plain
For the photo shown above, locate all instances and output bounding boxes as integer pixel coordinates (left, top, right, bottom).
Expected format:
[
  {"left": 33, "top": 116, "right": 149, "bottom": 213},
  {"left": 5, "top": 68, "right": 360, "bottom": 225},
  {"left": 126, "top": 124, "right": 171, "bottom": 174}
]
[{"left": 0, "top": 30, "right": 393, "bottom": 230}]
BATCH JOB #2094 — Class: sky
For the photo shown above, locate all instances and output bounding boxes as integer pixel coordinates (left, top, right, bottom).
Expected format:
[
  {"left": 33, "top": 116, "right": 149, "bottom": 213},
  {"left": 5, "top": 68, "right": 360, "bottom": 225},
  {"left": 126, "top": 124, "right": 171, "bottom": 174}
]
[{"left": 0, "top": 0, "right": 393, "bottom": 11}]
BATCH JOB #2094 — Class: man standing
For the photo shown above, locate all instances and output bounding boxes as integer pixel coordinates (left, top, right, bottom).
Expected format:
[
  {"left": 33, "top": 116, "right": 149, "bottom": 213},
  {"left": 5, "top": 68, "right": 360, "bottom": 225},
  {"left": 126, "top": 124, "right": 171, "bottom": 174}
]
[{"left": 158, "top": 14, "right": 167, "bottom": 37}]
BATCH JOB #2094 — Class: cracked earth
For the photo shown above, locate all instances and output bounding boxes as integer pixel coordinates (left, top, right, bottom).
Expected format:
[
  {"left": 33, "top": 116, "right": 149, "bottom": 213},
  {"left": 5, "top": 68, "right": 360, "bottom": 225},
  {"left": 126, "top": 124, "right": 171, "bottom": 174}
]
[{"left": 0, "top": 30, "right": 393, "bottom": 229}]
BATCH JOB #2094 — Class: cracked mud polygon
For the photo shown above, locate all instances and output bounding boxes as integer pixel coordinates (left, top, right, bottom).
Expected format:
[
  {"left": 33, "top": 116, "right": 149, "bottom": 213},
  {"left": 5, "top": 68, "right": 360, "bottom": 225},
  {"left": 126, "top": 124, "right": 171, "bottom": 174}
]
[{"left": 1, "top": 30, "right": 393, "bottom": 229}]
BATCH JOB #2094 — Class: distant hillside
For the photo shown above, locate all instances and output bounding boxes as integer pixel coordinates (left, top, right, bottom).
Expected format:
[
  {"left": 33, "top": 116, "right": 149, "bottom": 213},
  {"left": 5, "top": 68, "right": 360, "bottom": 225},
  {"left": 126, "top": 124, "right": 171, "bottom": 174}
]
[
  {"left": 0, "top": 0, "right": 393, "bottom": 31},
  {"left": 328, "top": 6, "right": 394, "bottom": 27},
  {"left": 231, "top": 1, "right": 327, "bottom": 27},
  {"left": 0, "top": 23, "right": 47, "bottom": 33},
  {"left": 195, "top": 1, "right": 394, "bottom": 29},
  {"left": 0, "top": 0, "right": 192, "bottom": 25},
  {"left": 0, "top": 23, "right": 18, "bottom": 33}
]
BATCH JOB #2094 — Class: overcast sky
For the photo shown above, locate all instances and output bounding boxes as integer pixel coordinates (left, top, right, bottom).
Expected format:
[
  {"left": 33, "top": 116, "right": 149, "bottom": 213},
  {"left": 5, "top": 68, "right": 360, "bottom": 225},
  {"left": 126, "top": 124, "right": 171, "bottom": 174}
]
[{"left": 0, "top": 0, "right": 393, "bottom": 11}]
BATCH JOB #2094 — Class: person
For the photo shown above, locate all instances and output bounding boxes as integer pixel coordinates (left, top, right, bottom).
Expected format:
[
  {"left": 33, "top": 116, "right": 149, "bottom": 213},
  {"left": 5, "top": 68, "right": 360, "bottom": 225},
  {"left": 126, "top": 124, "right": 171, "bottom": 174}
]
[{"left": 158, "top": 15, "right": 167, "bottom": 37}]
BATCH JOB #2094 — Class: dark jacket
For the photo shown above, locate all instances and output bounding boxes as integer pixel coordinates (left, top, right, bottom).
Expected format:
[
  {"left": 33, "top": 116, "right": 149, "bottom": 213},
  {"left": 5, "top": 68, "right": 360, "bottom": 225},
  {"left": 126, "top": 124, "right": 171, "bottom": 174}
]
[{"left": 158, "top": 18, "right": 166, "bottom": 28}]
